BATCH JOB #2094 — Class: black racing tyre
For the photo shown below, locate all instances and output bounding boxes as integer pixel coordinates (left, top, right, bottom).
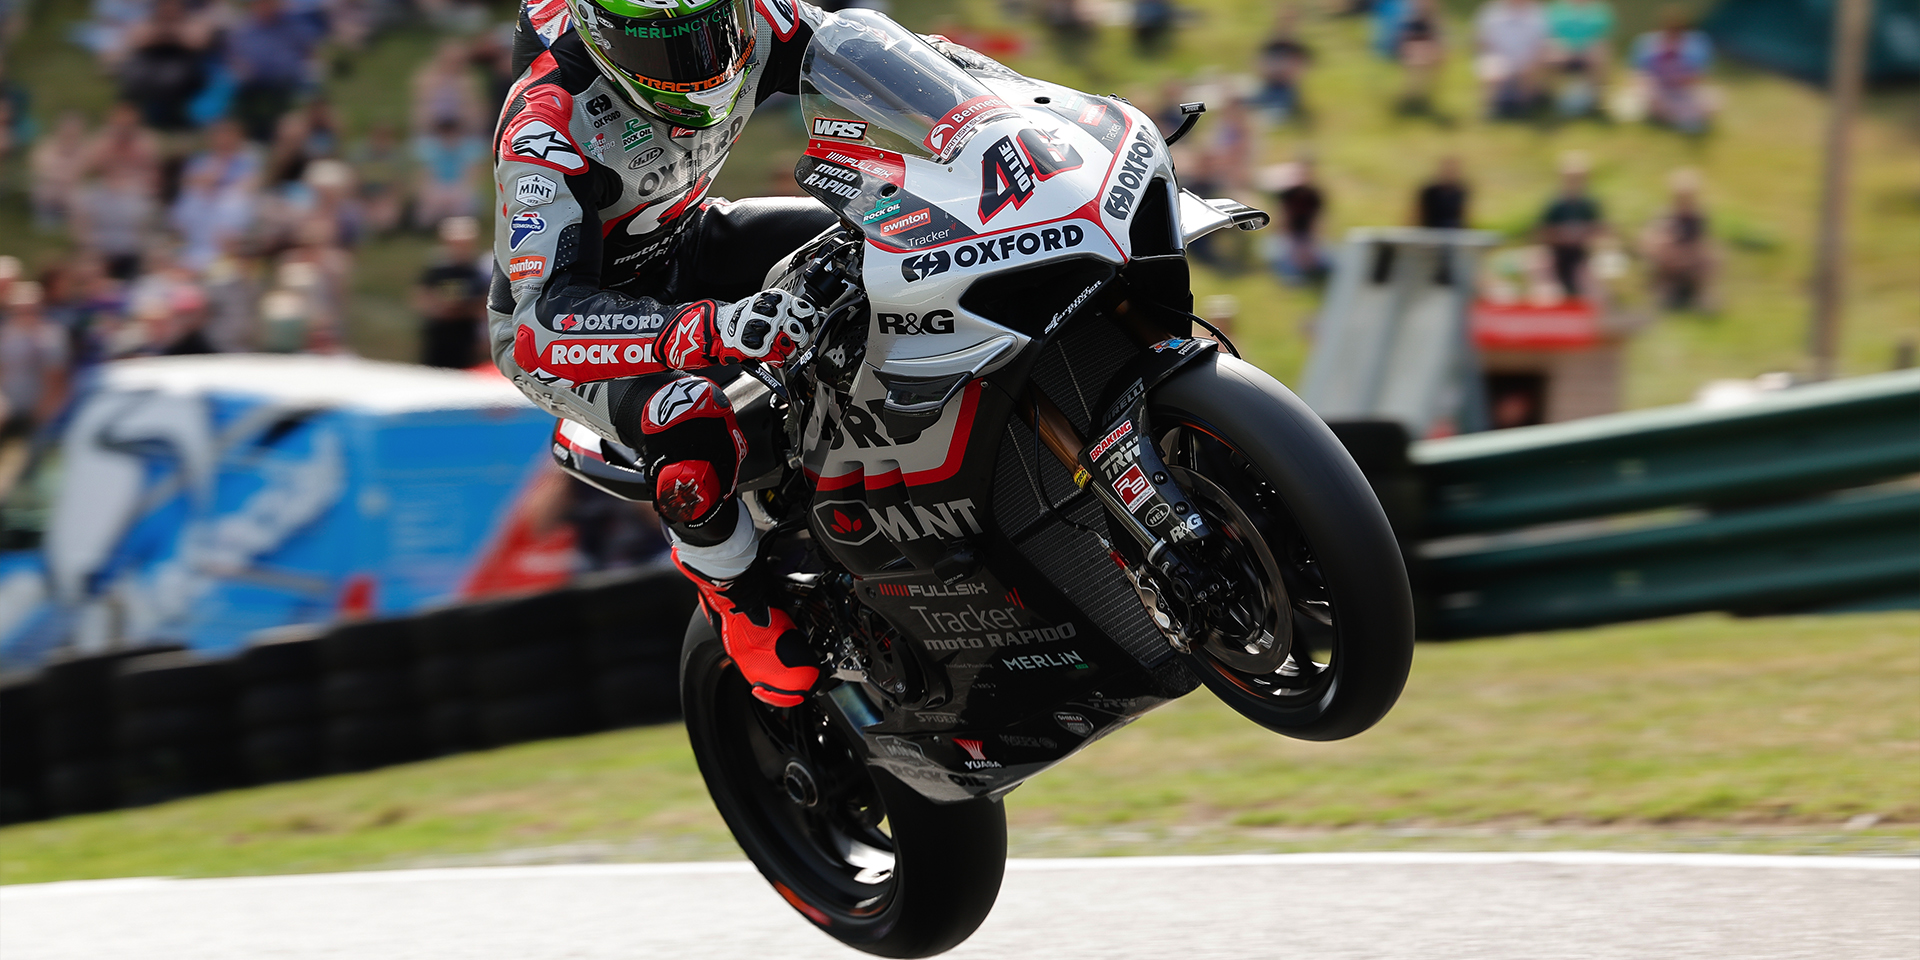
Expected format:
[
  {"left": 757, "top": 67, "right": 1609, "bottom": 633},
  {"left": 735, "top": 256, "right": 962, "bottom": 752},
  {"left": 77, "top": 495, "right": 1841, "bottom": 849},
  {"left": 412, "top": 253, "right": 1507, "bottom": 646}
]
[
  {"left": 322, "top": 669, "right": 416, "bottom": 715},
  {"left": 469, "top": 643, "right": 581, "bottom": 699},
  {"left": 326, "top": 712, "right": 425, "bottom": 771},
  {"left": 235, "top": 627, "right": 325, "bottom": 683},
  {"left": 477, "top": 692, "right": 591, "bottom": 746},
  {"left": 238, "top": 682, "right": 323, "bottom": 727},
  {"left": 1147, "top": 354, "right": 1415, "bottom": 742},
  {"left": 413, "top": 655, "right": 470, "bottom": 701},
  {"left": 319, "top": 619, "right": 415, "bottom": 671},
  {"left": 682, "top": 613, "right": 1006, "bottom": 958},
  {"left": 44, "top": 760, "right": 118, "bottom": 814},
  {"left": 116, "top": 653, "right": 233, "bottom": 708},
  {"left": 116, "top": 706, "right": 230, "bottom": 749},
  {"left": 593, "top": 663, "right": 679, "bottom": 727},
  {"left": 242, "top": 725, "right": 327, "bottom": 783},
  {"left": 423, "top": 701, "right": 478, "bottom": 753}
]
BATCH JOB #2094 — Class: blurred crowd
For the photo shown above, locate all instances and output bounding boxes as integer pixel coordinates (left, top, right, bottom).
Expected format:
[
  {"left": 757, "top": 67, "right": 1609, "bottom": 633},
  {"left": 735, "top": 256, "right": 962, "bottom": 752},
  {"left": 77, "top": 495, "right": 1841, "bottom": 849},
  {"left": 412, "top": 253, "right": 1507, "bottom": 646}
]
[
  {"left": 1128, "top": 1, "right": 1720, "bottom": 305},
  {"left": 2, "top": 0, "right": 1734, "bottom": 445},
  {"left": 2, "top": 0, "right": 511, "bottom": 445}
]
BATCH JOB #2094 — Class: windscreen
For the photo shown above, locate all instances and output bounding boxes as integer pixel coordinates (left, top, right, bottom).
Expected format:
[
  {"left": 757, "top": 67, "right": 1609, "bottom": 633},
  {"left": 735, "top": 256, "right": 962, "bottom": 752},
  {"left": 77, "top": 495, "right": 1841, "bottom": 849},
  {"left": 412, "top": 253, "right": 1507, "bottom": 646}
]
[{"left": 799, "top": 9, "right": 1012, "bottom": 161}]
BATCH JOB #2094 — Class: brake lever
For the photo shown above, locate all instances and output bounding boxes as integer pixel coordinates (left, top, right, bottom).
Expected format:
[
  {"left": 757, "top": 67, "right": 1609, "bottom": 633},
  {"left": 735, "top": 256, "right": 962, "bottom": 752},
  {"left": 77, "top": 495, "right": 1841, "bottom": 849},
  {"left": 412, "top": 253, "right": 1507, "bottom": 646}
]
[{"left": 1164, "top": 101, "right": 1207, "bottom": 146}]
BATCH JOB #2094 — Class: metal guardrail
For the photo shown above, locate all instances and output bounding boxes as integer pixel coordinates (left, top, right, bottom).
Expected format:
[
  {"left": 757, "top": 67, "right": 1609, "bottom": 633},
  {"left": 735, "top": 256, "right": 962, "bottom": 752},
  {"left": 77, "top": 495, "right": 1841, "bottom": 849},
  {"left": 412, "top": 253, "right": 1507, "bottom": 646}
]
[
  {"left": 1425, "top": 488, "right": 1920, "bottom": 638},
  {"left": 1404, "top": 369, "right": 1920, "bottom": 638},
  {"left": 1412, "top": 368, "right": 1920, "bottom": 537}
]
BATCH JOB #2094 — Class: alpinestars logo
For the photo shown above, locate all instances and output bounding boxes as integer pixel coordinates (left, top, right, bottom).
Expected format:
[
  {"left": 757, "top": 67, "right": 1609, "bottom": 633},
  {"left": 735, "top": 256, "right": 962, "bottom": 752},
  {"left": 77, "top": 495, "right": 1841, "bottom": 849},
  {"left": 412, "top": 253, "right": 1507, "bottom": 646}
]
[
  {"left": 645, "top": 377, "right": 718, "bottom": 430},
  {"left": 811, "top": 117, "right": 868, "bottom": 140},
  {"left": 509, "top": 120, "right": 586, "bottom": 174}
]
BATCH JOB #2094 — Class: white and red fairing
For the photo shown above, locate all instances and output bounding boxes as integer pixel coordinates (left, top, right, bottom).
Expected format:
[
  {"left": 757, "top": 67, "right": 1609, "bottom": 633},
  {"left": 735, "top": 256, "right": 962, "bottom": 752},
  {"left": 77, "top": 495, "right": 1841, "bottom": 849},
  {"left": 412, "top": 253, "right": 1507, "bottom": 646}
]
[{"left": 797, "top": 78, "right": 1174, "bottom": 493}]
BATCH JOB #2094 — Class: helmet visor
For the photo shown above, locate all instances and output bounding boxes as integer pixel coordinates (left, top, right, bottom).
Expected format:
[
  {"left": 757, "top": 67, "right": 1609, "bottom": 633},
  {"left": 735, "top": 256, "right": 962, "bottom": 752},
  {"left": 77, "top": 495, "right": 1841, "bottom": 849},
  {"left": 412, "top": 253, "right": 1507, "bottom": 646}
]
[{"left": 584, "top": 1, "right": 748, "bottom": 96}]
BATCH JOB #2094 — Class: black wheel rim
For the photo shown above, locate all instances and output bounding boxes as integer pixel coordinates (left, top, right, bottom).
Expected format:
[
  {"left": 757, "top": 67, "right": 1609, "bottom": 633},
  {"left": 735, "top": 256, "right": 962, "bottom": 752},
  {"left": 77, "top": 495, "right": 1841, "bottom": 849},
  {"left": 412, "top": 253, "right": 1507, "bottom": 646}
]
[
  {"left": 708, "top": 660, "right": 899, "bottom": 922},
  {"left": 1156, "top": 417, "right": 1340, "bottom": 705}
]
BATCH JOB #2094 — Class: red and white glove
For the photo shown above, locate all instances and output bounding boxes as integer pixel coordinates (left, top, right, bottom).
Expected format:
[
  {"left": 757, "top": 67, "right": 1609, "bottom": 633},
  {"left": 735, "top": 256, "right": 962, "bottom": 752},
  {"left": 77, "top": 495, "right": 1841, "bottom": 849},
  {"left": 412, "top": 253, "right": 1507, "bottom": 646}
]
[{"left": 661, "top": 290, "right": 816, "bottom": 369}]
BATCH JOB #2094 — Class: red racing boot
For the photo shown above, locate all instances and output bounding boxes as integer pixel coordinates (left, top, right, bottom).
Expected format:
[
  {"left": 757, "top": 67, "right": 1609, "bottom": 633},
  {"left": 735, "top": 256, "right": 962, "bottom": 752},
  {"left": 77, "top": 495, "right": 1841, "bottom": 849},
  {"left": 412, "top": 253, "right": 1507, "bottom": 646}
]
[{"left": 671, "top": 509, "right": 820, "bottom": 708}]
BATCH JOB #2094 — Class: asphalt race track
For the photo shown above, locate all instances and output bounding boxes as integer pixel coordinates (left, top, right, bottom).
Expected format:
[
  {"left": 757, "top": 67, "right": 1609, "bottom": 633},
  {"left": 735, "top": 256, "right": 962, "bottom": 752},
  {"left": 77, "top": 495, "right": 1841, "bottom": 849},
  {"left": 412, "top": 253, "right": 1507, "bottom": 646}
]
[{"left": 5, "top": 853, "right": 1915, "bottom": 959}]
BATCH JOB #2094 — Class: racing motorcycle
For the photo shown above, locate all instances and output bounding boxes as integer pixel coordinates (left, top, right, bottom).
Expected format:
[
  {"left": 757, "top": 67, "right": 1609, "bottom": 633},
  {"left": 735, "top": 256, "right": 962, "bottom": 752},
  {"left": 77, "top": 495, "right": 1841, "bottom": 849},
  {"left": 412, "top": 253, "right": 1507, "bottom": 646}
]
[{"left": 553, "top": 10, "right": 1413, "bottom": 956}]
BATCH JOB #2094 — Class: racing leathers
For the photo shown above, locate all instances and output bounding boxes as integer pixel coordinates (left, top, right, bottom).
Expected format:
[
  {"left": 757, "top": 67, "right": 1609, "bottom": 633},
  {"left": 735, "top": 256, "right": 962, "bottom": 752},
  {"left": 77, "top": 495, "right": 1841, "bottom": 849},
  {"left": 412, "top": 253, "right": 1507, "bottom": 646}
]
[{"left": 488, "top": 0, "right": 838, "bottom": 706}]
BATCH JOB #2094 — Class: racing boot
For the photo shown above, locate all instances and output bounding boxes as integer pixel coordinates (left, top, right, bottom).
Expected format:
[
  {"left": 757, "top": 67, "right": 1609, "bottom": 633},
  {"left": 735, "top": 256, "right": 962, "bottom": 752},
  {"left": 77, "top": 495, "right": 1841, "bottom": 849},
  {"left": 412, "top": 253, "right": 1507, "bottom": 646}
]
[{"left": 671, "top": 502, "right": 820, "bottom": 708}]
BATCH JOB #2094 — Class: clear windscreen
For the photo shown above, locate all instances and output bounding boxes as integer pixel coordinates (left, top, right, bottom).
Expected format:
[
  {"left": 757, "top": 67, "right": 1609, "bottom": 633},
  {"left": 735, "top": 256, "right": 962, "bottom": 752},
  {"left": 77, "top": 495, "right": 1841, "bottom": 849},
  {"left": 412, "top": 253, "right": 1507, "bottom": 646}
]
[{"left": 798, "top": 9, "right": 1004, "bottom": 160}]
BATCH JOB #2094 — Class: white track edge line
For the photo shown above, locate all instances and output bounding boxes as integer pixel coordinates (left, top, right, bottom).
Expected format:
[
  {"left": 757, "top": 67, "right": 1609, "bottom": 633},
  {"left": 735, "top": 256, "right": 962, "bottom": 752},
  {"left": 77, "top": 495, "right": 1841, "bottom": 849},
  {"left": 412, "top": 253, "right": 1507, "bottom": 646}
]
[{"left": 4, "top": 852, "right": 1913, "bottom": 899}]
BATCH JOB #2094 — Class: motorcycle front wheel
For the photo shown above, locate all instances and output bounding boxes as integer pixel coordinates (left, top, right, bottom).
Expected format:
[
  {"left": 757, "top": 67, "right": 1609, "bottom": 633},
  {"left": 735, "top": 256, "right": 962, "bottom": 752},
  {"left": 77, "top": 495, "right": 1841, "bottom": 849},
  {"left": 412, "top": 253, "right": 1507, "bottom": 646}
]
[
  {"left": 680, "top": 612, "right": 1007, "bottom": 958},
  {"left": 1148, "top": 353, "right": 1415, "bottom": 741}
]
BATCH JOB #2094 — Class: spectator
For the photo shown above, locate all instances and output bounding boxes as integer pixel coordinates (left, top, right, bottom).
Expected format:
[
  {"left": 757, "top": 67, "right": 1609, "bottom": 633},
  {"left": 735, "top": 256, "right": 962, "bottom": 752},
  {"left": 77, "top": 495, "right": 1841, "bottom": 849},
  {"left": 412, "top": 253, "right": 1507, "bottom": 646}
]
[
  {"left": 1254, "top": 7, "right": 1313, "bottom": 122},
  {"left": 180, "top": 118, "right": 264, "bottom": 201},
  {"left": 0, "top": 282, "right": 70, "bottom": 440},
  {"left": 349, "top": 121, "right": 409, "bottom": 235},
  {"left": 1640, "top": 168, "right": 1715, "bottom": 310},
  {"left": 169, "top": 147, "right": 259, "bottom": 272},
  {"left": 29, "top": 112, "right": 89, "bottom": 232},
  {"left": 228, "top": 0, "right": 324, "bottom": 142},
  {"left": 1413, "top": 154, "right": 1470, "bottom": 228},
  {"left": 1630, "top": 6, "right": 1714, "bottom": 133},
  {"left": 80, "top": 102, "right": 162, "bottom": 190},
  {"left": 1393, "top": 0, "right": 1446, "bottom": 116},
  {"left": 415, "top": 216, "right": 487, "bottom": 368},
  {"left": 1133, "top": 0, "right": 1177, "bottom": 55},
  {"left": 274, "top": 217, "right": 352, "bottom": 352},
  {"left": 72, "top": 164, "right": 159, "bottom": 281},
  {"left": 1545, "top": 0, "right": 1612, "bottom": 115},
  {"left": 1270, "top": 158, "right": 1329, "bottom": 284},
  {"left": 115, "top": 0, "right": 214, "bottom": 132},
  {"left": 1534, "top": 153, "right": 1604, "bottom": 300},
  {"left": 470, "top": 26, "right": 519, "bottom": 121},
  {"left": 411, "top": 38, "right": 485, "bottom": 139},
  {"left": 1474, "top": 0, "right": 1549, "bottom": 118},
  {"left": 1040, "top": 0, "right": 1094, "bottom": 62},
  {"left": 1206, "top": 98, "right": 1255, "bottom": 194},
  {"left": 412, "top": 117, "right": 485, "bottom": 230}
]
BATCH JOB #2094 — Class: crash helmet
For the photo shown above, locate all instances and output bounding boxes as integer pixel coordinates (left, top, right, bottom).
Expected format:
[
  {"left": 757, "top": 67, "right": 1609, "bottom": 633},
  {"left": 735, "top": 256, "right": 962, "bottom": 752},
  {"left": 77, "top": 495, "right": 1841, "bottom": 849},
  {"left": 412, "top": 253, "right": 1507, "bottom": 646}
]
[{"left": 565, "top": 0, "right": 754, "bottom": 128}]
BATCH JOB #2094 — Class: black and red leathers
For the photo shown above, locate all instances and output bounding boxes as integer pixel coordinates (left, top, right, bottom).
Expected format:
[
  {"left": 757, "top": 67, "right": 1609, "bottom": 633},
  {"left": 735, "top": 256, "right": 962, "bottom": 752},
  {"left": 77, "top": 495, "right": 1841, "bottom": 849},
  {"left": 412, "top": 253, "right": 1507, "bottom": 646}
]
[{"left": 487, "top": 0, "right": 836, "bottom": 706}]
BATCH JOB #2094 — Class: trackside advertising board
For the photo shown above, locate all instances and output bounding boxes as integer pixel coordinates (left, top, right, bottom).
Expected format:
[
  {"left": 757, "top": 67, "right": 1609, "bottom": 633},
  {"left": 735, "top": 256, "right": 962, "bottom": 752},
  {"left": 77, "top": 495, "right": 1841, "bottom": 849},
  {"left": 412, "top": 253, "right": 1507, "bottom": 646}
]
[{"left": 0, "top": 356, "right": 560, "bottom": 670}]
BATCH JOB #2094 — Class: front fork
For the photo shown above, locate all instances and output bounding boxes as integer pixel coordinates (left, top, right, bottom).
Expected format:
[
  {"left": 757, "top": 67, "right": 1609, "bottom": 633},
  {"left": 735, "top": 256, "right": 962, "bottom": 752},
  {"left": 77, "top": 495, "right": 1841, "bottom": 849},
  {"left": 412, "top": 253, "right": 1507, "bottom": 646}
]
[{"left": 1025, "top": 387, "right": 1227, "bottom": 653}]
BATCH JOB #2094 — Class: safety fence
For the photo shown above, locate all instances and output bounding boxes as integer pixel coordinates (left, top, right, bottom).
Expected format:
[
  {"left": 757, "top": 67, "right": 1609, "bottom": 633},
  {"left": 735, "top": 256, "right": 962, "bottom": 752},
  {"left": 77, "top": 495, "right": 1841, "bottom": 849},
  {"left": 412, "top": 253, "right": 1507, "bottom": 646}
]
[
  {"left": 1408, "top": 369, "right": 1920, "bottom": 638},
  {"left": 0, "top": 566, "right": 696, "bottom": 824}
]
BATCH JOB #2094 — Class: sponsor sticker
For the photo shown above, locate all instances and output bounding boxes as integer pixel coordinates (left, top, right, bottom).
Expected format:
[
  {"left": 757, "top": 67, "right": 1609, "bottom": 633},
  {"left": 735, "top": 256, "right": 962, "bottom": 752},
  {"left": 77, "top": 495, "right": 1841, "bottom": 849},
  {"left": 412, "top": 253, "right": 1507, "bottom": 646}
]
[
  {"left": 877, "top": 208, "right": 933, "bottom": 236},
  {"left": 924, "top": 94, "right": 1016, "bottom": 157},
  {"left": 810, "top": 117, "right": 869, "bottom": 140},
  {"left": 899, "top": 222, "right": 1088, "bottom": 282},
  {"left": 515, "top": 175, "right": 557, "bottom": 206},
  {"left": 507, "top": 118, "right": 587, "bottom": 174},
  {"left": 1113, "top": 464, "right": 1153, "bottom": 511},
  {"left": 508, "top": 210, "right": 547, "bottom": 249},
  {"left": 876, "top": 309, "right": 954, "bottom": 335},
  {"left": 1104, "top": 128, "right": 1160, "bottom": 220},
  {"left": 620, "top": 117, "right": 652, "bottom": 150},
  {"left": 952, "top": 738, "right": 1002, "bottom": 770},
  {"left": 1087, "top": 420, "right": 1133, "bottom": 461},
  {"left": 803, "top": 140, "right": 905, "bottom": 186},
  {"left": 862, "top": 197, "right": 903, "bottom": 223},
  {"left": 1054, "top": 711, "right": 1095, "bottom": 736},
  {"left": 507, "top": 254, "right": 547, "bottom": 283}
]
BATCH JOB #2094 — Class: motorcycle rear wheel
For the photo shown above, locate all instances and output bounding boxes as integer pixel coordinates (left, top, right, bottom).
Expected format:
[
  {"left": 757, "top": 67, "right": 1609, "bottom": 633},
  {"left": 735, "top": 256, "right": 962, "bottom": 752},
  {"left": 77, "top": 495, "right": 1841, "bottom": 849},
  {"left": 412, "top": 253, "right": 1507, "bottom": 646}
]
[
  {"left": 1149, "top": 354, "right": 1415, "bottom": 741},
  {"left": 680, "top": 612, "right": 1007, "bottom": 958}
]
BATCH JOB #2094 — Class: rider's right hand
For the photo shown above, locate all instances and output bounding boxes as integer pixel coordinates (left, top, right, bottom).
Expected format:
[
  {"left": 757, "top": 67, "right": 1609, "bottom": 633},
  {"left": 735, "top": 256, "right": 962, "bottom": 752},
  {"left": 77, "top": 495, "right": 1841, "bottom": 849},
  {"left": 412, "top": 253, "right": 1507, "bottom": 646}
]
[{"left": 663, "top": 289, "right": 817, "bottom": 369}]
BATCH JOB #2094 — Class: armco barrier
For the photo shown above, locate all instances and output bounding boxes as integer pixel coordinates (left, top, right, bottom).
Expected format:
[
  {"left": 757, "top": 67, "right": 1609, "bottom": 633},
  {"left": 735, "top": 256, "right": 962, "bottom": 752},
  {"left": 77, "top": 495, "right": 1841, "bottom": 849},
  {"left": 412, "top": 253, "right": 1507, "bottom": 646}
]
[
  {"left": 1415, "top": 369, "right": 1920, "bottom": 537},
  {"left": 0, "top": 564, "right": 697, "bottom": 825},
  {"left": 1410, "top": 369, "right": 1920, "bottom": 638}
]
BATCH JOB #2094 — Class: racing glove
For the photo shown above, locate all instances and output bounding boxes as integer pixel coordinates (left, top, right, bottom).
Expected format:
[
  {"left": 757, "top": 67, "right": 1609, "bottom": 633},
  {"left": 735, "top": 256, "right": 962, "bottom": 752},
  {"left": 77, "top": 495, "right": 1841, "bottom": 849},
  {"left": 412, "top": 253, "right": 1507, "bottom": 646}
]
[{"left": 662, "top": 289, "right": 816, "bottom": 370}]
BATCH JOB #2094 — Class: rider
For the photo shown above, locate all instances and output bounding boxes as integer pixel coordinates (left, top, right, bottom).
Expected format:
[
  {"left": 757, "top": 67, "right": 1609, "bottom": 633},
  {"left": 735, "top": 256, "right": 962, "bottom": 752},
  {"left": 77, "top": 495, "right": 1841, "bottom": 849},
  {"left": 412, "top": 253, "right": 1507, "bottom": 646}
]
[{"left": 488, "top": 0, "right": 845, "bottom": 707}]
